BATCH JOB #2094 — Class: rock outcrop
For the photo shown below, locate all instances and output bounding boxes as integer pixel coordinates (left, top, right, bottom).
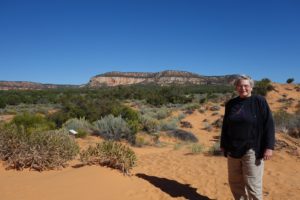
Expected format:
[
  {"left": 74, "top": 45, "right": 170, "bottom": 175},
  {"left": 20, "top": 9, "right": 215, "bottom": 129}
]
[{"left": 87, "top": 70, "right": 239, "bottom": 87}]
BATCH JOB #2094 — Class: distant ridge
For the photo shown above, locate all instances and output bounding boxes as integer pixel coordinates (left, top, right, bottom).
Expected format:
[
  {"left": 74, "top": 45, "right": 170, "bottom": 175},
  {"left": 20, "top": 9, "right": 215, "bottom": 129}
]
[
  {"left": 88, "top": 70, "right": 239, "bottom": 87},
  {"left": 0, "top": 81, "right": 78, "bottom": 90},
  {"left": 0, "top": 70, "right": 239, "bottom": 90}
]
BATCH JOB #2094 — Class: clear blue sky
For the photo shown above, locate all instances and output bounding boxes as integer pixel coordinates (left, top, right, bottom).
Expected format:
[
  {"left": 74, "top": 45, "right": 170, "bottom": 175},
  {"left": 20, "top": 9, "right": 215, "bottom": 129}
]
[{"left": 0, "top": 0, "right": 299, "bottom": 84}]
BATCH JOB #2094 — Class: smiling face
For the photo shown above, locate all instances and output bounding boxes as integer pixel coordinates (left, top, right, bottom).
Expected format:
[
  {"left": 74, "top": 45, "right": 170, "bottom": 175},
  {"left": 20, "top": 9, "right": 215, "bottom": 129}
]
[{"left": 236, "top": 79, "right": 253, "bottom": 98}]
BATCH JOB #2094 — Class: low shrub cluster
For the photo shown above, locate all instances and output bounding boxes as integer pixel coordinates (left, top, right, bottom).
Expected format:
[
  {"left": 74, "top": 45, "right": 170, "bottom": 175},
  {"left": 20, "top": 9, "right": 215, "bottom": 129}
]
[
  {"left": 166, "top": 129, "right": 198, "bottom": 142},
  {"left": 0, "top": 125, "right": 79, "bottom": 171},
  {"left": 273, "top": 110, "right": 300, "bottom": 138},
  {"left": 11, "top": 113, "right": 55, "bottom": 134},
  {"left": 80, "top": 140, "right": 137, "bottom": 174}
]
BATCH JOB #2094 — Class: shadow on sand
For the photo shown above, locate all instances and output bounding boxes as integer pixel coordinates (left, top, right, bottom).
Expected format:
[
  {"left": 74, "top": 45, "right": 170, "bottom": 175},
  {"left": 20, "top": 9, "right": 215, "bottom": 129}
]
[{"left": 136, "top": 173, "right": 213, "bottom": 200}]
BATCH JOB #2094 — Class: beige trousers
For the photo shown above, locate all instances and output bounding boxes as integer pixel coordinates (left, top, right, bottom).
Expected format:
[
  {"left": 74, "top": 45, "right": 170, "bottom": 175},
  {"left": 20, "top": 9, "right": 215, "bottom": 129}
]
[{"left": 227, "top": 149, "right": 264, "bottom": 200}]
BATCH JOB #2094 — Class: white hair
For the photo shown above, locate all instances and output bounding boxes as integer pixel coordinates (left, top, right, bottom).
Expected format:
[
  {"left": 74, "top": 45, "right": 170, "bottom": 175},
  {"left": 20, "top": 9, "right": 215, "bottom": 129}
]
[{"left": 234, "top": 75, "right": 255, "bottom": 88}]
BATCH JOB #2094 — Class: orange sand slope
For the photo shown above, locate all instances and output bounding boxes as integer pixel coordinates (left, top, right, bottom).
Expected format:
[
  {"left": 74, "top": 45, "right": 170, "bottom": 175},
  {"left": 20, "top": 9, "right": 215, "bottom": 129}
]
[{"left": 1, "top": 83, "right": 300, "bottom": 200}]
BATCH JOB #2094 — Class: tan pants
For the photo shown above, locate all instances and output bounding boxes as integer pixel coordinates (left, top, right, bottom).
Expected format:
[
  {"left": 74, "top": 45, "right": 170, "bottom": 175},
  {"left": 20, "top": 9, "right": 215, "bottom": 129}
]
[{"left": 227, "top": 149, "right": 264, "bottom": 200}]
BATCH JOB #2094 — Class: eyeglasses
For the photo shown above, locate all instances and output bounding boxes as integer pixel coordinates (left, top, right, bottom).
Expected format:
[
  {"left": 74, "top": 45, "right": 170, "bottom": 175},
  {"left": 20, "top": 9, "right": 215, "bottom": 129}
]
[{"left": 237, "top": 84, "right": 251, "bottom": 89}]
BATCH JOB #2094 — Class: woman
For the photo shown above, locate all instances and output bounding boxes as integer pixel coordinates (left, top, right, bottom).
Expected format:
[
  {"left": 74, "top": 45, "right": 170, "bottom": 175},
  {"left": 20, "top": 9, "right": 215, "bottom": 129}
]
[{"left": 220, "top": 75, "right": 275, "bottom": 200}]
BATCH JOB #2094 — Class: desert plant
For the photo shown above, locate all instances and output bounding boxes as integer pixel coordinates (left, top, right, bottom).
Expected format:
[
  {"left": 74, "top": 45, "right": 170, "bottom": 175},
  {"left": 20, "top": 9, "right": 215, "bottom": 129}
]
[
  {"left": 80, "top": 140, "right": 137, "bottom": 174},
  {"left": 93, "top": 115, "right": 135, "bottom": 143},
  {"left": 273, "top": 110, "right": 300, "bottom": 138},
  {"left": 0, "top": 125, "right": 79, "bottom": 171},
  {"left": 160, "top": 117, "right": 179, "bottom": 131},
  {"left": 63, "top": 117, "right": 92, "bottom": 133},
  {"left": 140, "top": 106, "right": 171, "bottom": 120},
  {"left": 75, "top": 129, "right": 89, "bottom": 138},
  {"left": 191, "top": 143, "right": 204, "bottom": 154},
  {"left": 286, "top": 78, "right": 294, "bottom": 84},
  {"left": 11, "top": 112, "right": 55, "bottom": 134},
  {"left": 182, "top": 103, "right": 200, "bottom": 111},
  {"left": 177, "top": 113, "right": 186, "bottom": 120},
  {"left": 166, "top": 129, "right": 198, "bottom": 142},
  {"left": 253, "top": 78, "right": 274, "bottom": 96},
  {"left": 140, "top": 114, "right": 160, "bottom": 133}
]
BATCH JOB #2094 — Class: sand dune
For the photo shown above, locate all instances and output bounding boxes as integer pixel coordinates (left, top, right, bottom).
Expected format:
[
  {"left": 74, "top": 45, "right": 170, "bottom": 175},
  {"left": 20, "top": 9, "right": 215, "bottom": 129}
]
[{"left": 0, "top": 83, "right": 300, "bottom": 200}]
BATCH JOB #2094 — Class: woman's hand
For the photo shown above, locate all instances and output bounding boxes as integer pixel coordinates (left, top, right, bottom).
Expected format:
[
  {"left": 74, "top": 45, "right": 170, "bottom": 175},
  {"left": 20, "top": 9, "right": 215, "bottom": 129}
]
[{"left": 263, "top": 149, "right": 273, "bottom": 160}]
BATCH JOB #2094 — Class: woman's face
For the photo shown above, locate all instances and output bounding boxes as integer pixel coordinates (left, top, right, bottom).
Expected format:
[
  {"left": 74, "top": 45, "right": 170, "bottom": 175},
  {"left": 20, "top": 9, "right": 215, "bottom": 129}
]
[{"left": 236, "top": 79, "right": 253, "bottom": 98}]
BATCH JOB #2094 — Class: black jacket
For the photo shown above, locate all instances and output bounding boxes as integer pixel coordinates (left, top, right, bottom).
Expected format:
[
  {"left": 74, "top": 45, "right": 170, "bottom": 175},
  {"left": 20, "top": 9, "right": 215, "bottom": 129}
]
[{"left": 220, "top": 95, "right": 275, "bottom": 159}]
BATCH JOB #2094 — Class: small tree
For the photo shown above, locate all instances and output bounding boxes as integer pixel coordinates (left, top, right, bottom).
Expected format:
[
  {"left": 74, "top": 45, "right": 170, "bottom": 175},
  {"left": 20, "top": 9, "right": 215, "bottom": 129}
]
[{"left": 286, "top": 78, "right": 294, "bottom": 84}]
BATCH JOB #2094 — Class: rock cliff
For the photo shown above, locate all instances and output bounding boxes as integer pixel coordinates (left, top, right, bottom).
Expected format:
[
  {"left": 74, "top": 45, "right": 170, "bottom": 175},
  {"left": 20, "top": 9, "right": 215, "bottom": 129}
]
[{"left": 87, "top": 70, "right": 238, "bottom": 87}]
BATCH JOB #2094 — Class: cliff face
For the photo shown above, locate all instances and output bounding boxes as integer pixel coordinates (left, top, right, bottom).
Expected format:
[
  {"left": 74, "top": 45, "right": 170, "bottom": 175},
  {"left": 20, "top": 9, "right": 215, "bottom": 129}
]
[{"left": 88, "top": 70, "right": 238, "bottom": 87}]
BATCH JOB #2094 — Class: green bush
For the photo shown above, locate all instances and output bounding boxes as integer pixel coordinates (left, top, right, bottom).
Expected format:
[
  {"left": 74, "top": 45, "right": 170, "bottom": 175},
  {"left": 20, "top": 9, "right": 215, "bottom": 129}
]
[
  {"left": 80, "top": 140, "right": 137, "bottom": 174},
  {"left": 0, "top": 125, "right": 79, "bottom": 171},
  {"left": 93, "top": 115, "right": 135, "bottom": 143},
  {"left": 11, "top": 113, "right": 55, "bottom": 134},
  {"left": 140, "top": 114, "right": 160, "bottom": 133},
  {"left": 253, "top": 78, "right": 274, "bottom": 96},
  {"left": 286, "top": 78, "right": 294, "bottom": 84}
]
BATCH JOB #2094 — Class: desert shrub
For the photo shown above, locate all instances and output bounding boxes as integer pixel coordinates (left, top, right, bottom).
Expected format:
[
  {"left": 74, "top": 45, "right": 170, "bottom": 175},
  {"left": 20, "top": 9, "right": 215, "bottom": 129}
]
[
  {"left": 253, "top": 78, "right": 274, "bottom": 96},
  {"left": 286, "top": 78, "right": 294, "bottom": 84},
  {"left": 0, "top": 125, "right": 79, "bottom": 171},
  {"left": 11, "top": 113, "right": 55, "bottom": 134},
  {"left": 273, "top": 110, "right": 300, "bottom": 138},
  {"left": 182, "top": 103, "right": 200, "bottom": 111},
  {"left": 177, "top": 113, "right": 186, "bottom": 120},
  {"left": 208, "top": 142, "right": 223, "bottom": 156},
  {"left": 140, "top": 106, "right": 171, "bottom": 120},
  {"left": 134, "top": 135, "right": 148, "bottom": 147},
  {"left": 160, "top": 118, "right": 178, "bottom": 131},
  {"left": 166, "top": 129, "right": 198, "bottom": 142},
  {"left": 79, "top": 140, "right": 137, "bottom": 174},
  {"left": 191, "top": 143, "right": 204, "bottom": 154},
  {"left": 140, "top": 114, "right": 160, "bottom": 133},
  {"left": 112, "top": 106, "right": 139, "bottom": 122},
  {"left": 0, "top": 103, "right": 62, "bottom": 115},
  {"left": 93, "top": 115, "right": 135, "bottom": 143},
  {"left": 75, "top": 129, "right": 89, "bottom": 138},
  {"left": 63, "top": 117, "right": 92, "bottom": 133}
]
